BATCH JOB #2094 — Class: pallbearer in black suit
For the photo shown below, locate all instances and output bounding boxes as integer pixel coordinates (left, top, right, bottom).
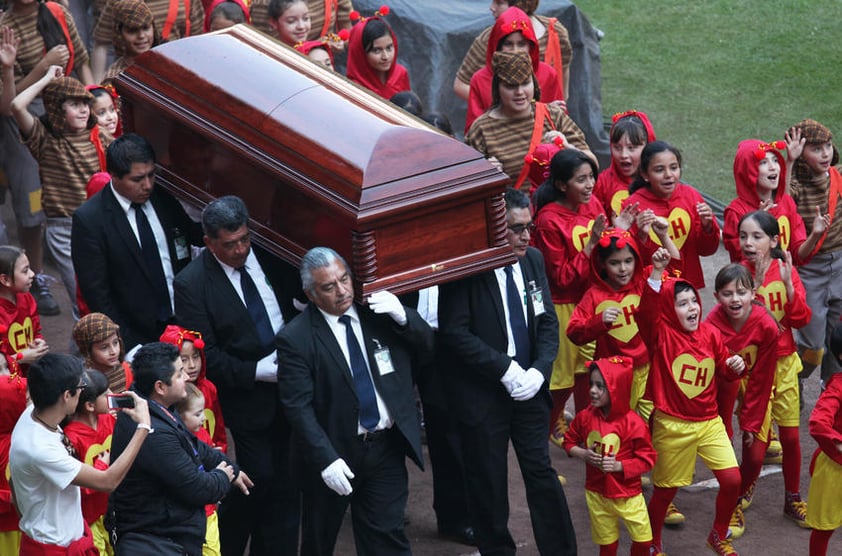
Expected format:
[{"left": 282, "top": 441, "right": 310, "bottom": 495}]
[
  {"left": 277, "top": 247, "right": 433, "bottom": 556},
  {"left": 438, "top": 188, "right": 577, "bottom": 556}
]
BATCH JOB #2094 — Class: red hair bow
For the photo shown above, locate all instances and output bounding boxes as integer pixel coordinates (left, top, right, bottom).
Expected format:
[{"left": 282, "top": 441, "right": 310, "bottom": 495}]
[
  {"left": 612, "top": 109, "right": 641, "bottom": 123},
  {"left": 350, "top": 5, "right": 390, "bottom": 24},
  {"left": 504, "top": 18, "right": 531, "bottom": 34},
  {"left": 753, "top": 140, "right": 786, "bottom": 160},
  {"left": 598, "top": 229, "right": 631, "bottom": 249}
]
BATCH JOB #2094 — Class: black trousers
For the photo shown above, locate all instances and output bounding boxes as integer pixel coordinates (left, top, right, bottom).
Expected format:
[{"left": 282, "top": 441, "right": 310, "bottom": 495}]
[{"left": 421, "top": 399, "right": 471, "bottom": 529}]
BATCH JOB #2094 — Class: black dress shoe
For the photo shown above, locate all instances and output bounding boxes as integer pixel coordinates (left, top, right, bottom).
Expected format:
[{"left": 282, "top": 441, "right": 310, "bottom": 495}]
[{"left": 438, "top": 525, "right": 476, "bottom": 546}]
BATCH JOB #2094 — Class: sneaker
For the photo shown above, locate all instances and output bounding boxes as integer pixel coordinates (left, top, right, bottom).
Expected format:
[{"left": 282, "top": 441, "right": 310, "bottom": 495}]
[
  {"left": 707, "top": 529, "right": 739, "bottom": 555},
  {"left": 549, "top": 412, "right": 568, "bottom": 448},
  {"left": 728, "top": 506, "right": 745, "bottom": 539},
  {"left": 557, "top": 474, "right": 566, "bottom": 486},
  {"left": 31, "top": 273, "right": 60, "bottom": 316},
  {"left": 664, "top": 502, "right": 685, "bottom": 526},
  {"left": 764, "top": 429, "right": 783, "bottom": 464},
  {"left": 649, "top": 542, "right": 667, "bottom": 556},
  {"left": 739, "top": 481, "right": 755, "bottom": 510},
  {"left": 783, "top": 493, "right": 810, "bottom": 528}
]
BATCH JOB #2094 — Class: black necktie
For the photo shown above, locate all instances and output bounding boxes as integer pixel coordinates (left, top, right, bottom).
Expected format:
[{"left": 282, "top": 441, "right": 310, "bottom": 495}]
[
  {"left": 131, "top": 202, "right": 170, "bottom": 321},
  {"left": 339, "top": 314, "right": 380, "bottom": 431},
  {"left": 504, "top": 265, "right": 530, "bottom": 368},
  {"left": 237, "top": 265, "right": 276, "bottom": 350}
]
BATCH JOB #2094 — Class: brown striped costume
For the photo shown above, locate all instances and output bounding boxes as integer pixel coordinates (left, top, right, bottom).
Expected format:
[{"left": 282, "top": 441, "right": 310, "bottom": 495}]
[
  {"left": 94, "top": 0, "right": 203, "bottom": 45},
  {"left": 249, "top": 0, "right": 353, "bottom": 40}
]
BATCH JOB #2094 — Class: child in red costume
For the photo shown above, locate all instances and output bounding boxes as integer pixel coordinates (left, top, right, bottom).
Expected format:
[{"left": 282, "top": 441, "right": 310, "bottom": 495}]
[
  {"left": 705, "top": 263, "right": 779, "bottom": 539},
  {"left": 594, "top": 110, "right": 656, "bottom": 218},
  {"left": 63, "top": 370, "right": 116, "bottom": 556},
  {"left": 624, "top": 141, "right": 720, "bottom": 290},
  {"left": 0, "top": 246, "right": 48, "bottom": 374},
  {"left": 563, "top": 357, "right": 657, "bottom": 556},
  {"left": 160, "top": 325, "right": 228, "bottom": 453},
  {"left": 0, "top": 359, "right": 27, "bottom": 555},
  {"left": 738, "top": 210, "right": 811, "bottom": 527},
  {"left": 724, "top": 139, "right": 827, "bottom": 264},
  {"left": 464, "top": 6, "right": 563, "bottom": 133},
  {"left": 345, "top": 8, "right": 410, "bottom": 99},
  {"left": 638, "top": 248, "right": 746, "bottom": 556},
  {"left": 806, "top": 324, "right": 842, "bottom": 555}
]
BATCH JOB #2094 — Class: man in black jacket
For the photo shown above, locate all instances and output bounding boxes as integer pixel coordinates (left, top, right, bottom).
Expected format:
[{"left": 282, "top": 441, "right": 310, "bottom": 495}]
[{"left": 110, "top": 342, "right": 252, "bottom": 555}]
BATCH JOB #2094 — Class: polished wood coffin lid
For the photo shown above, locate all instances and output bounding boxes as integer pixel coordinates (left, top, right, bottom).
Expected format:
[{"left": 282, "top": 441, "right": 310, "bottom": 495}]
[{"left": 114, "top": 24, "right": 514, "bottom": 296}]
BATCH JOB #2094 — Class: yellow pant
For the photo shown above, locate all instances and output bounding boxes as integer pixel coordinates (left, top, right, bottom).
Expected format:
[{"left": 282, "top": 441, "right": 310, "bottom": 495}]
[
  {"left": 91, "top": 515, "right": 114, "bottom": 555},
  {"left": 585, "top": 490, "right": 652, "bottom": 544},
  {"left": 551, "top": 303, "right": 594, "bottom": 389},
  {"left": 0, "top": 530, "right": 20, "bottom": 556},
  {"left": 771, "top": 352, "right": 802, "bottom": 427},
  {"left": 203, "top": 510, "right": 221, "bottom": 556},
  {"left": 632, "top": 363, "right": 653, "bottom": 421},
  {"left": 807, "top": 451, "right": 842, "bottom": 530},
  {"left": 651, "top": 412, "right": 737, "bottom": 487}
]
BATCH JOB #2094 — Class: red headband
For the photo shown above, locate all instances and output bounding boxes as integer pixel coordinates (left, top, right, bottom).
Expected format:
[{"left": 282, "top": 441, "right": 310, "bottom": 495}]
[{"left": 753, "top": 140, "right": 786, "bottom": 160}]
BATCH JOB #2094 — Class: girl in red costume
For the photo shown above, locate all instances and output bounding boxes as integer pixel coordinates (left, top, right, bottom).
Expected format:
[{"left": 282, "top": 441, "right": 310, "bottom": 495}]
[
  {"left": 594, "top": 110, "right": 656, "bottom": 218},
  {"left": 639, "top": 248, "right": 746, "bottom": 556},
  {"left": 464, "top": 6, "right": 563, "bottom": 133},
  {"left": 705, "top": 263, "right": 779, "bottom": 540},
  {"left": 738, "top": 210, "right": 811, "bottom": 528},
  {"left": 63, "top": 370, "right": 116, "bottom": 556},
  {"left": 268, "top": 0, "right": 311, "bottom": 46},
  {"left": 204, "top": 0, "right": 250, "bottom": 32},
  {"left": 0, "top": 357, "right": 26, "bottom": 555},
  {"left": 563, "top": 357, "right": 657, "bottom": 556},
  {"left": 345, "top": 7, "right": 410, "bottom": 99},
  {"left": 624, "top": 141, "right": 720, "bottom": 290},
  {"left": 0, "top": 246, "right": 48, "bottom": 374}
]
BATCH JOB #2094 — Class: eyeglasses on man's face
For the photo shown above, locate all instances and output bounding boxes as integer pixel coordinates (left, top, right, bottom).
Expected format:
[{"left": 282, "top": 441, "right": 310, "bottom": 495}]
[{"left": 508, "top": 222, "right": 536, "bottom": 236}]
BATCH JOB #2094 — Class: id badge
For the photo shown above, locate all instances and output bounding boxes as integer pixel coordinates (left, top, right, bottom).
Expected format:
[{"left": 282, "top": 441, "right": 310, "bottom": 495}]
[
  {"left": 172, "top": 228, "right": 190, "bottom": 261},
  {"left": 372, "top": 339, "right": 395, "bottom": 375},
  {"left": 528, "top": 280, "right": 545, "bottom": 316}
]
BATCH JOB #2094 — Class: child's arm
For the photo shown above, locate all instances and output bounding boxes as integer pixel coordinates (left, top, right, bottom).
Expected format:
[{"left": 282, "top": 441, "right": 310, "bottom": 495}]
[
  {"left": 0, "top": 27, "right": 19, "bottom": 116},
  {"left": 784, "top": 126, "right": 806, "bottom": 196},
  {"left": 796, "top": 206, "right": 829, "bottom": 266},
  {"left": 11, "top": 65, "right": 63, "bottom": 138},
  {"left": 566, "top": 290, "right": 612, "bottom": 346},
  {"left": 607, "top": 417, "right": 658, "bottom": 478},
  {"left": 781, "top": 255, "right": 812, "bottom": 330},
  {"left": 809, "top": 375, "right": 842, "bottom": 464},
  {"left": 651, "top": 216, "right": 682, "bottom": 261}
]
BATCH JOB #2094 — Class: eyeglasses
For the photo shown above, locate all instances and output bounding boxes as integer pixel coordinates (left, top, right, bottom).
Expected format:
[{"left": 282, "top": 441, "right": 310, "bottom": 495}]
[
  {"left": 71, "top": 382, "right": 88, "bottom": 395},
  {"left": 508, "top": 222, "right": 536, "bottom": 235}
]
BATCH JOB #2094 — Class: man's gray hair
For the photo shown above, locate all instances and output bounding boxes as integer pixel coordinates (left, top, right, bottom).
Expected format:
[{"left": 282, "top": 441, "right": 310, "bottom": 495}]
[
  {"left": 300, "top": 247, "right": 350, "bottom": 292},
  {"left": 202, "top": 195, "right": 249, "bottom": 238}
]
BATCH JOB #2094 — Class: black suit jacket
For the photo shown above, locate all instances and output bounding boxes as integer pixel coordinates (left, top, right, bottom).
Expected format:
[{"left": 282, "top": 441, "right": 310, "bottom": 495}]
[
  {"left": 174, "top": 246, "right": 301, "bottom": 431},
  {"left": 72, "top": 185, "right": 202, "bottom": 348},
  {"left": 277, "top": 303, "right": 433, "bottom": 475},
  {"left": 438, "top": 247, "right": 559, "bottom": 425}
]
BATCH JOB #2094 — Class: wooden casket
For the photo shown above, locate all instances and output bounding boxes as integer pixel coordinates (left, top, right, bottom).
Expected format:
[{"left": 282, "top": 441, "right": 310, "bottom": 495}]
[{"left": 114, "top": 24, "right": 513, "bottom": 297}]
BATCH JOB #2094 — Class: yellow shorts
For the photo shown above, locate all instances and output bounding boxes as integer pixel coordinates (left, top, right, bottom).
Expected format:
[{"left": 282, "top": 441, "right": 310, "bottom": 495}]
[
  {"left": 0, "top": 530, "right": 20, "bottom": 556},
  {"left": 203, "top": 511, "right": 221, "bottom": 556},
  {"left": 91, "top": 515, "right": 114, "bottom": 555},
  {"left": 585, "top": 490, "right": 652, "bottom": 544},
  {"left": 632, "top": 363, "right": 653, "bottom": 421},
  {"left": 807, "top": 451, "right": 842, "bottom": 530},
  {"left": 551, "top": 303, "right": 594, "bottom": 390},
  {"left": 651, "top": 412, "right": 738, "bottom": 487},
  {"left": 771, "top": 352, "right": 802, "bottom": 427}
]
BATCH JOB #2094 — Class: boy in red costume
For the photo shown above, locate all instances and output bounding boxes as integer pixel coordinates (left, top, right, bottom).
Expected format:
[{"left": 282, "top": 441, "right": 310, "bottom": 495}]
[
  {"left": 563, "top": 356, "right": 656, "bottom": 556},
  {"left": 639, "top": 248, "right": 746, "bottom": 556}
]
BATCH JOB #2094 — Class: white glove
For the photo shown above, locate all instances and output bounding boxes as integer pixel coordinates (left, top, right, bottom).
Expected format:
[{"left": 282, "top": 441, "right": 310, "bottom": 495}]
[
  {"left": 367, "top": 291, "right": 407, "bottom": 325},
  {"left": 500, "top": 361, "right": 526, "bottom": 395},
  {"left": 321, "top": 458, "right": 355, "bottom": 496},
  {"left": 511, "top": 368, "right": 544, "bottom": 401}
]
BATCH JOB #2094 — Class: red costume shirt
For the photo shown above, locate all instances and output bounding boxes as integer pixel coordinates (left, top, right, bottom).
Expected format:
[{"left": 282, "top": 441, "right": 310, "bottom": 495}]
[
  {"left": 810, "top": 372, "right": 842, "bottom": 469},
  {"left": 624, "top": 183, "right": 721, "bottom": 289},
  {"left": 744, "top": 260, "right": 810, "bottom": 358},
  {"left": 532, "top": 198, "right": 606, "bottom": 304},
  {"left": 0, "top": 374, "right": 26, "bottom": 532},
  {"left": 563, "top": 357, "right": 656, "bottom": 499},
  {"left": 346, "top": 16, "right": 410, "bottom": 99},
  {"left": 637, "top": 278, "right": 740, "bottom": 421},
  {"left": 63, "top": 413, "right": 115, "bottom": 525},
  {"left": 0, "top": 293, "right": 42, "bottom": 374},
  {"left": 724, "top": 140, "right": 809, "bottom": 264}
]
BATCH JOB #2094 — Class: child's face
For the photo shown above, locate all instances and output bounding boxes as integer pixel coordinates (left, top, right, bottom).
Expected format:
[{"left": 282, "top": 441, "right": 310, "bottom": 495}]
[
  {"left": 271, "top": 1, "right": 310, "bottom": 45},
  {"left": 641, "top": 151, "right": 681, "bottom": 199},
  {"left": 122, "top": 24, "right": 154, "bottom": 56},
  {"left": 210, "top": 15, "right": 238, "bottom": 31},
  {"left": 489, "top": 0, "right": 509, "bottom": 18},
  {"left": 801, "top": 141, "right": 835, "bottom": 176},
  {"left": 739, "top": 217, "right": 776, "bottom": 264},
  {"left": 308, "top": 48, "right": 333, "bottom": 71},
  {"left": 499, "top": 31, "right": 530, "bottom": 55},
  {"left": 589, "top": 368, "right": 609, "bottom": 411},
  {"left": 181, "top": 400, "right": 205, "bottom": 433},
  {"left": 611, "top": 133, "right": 645, "bottom": 178},
  {"left": 2, "top": 254, "right": 34, "bottom": 293},
  {"left": 90, "top": 333, "right": 122, "bottom": 370},
  {"left": 498, "top": 78, "right": 533, "bottom": 116},
  {"left": 63, "top": 99, "right": 90, "bottom": 133},
  {"left": 366, "top": 34, "right": 395, "bottom": 77},
  {"left": 93, "top": 390, "right": 111, "bottom": 415},
  {"left": 601, "top": 245, "right": 636, "bottom": 289},
  {"left": 180, "top": 340, "right": 203, "bottom": 382},
  {"left": 556, "top": 162, "right": 595, "bottom": 207},
  {"left": 756, "top": 151, "right": 780, "bottom": 193},
  {"left": 674, "top": 288, "right": 701, "bottom": 332},
  {"left": 714, "top": 279, "right": 754, "bottom": 325},
  {"left": 92, "top": 95, "right": 118, "bottom": 135}
]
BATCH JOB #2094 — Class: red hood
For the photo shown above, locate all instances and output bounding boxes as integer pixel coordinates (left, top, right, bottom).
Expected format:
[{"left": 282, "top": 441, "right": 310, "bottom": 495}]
[
  {"left": 731, "top": 139, "right": 787, "bottom": 212},
  {"left": 347, "top": 17, "right": 401, "bottom": 95},
  {"left": 589, "top": 228, "right": 645, "bottom": 293},
  {"left": 658, "top": 275, "right": 702, "bottom": 337},
  {"left": 203, "top": 0, "right": 251, "bottom": 32},
  {"left": 0, "top": 374, "right": 26, "bottom": 434},
  {"left": 486, "top": 7, "right": 539, "bottom": 71},
  {"left": 159, "top": 324, "right": 207, "bottom": 381},
  {"left": 588, "top": 356, "right": 633, "bottom": 421},
  {"left": 608, "top": 110, "right": 656, "bottom": 177}
]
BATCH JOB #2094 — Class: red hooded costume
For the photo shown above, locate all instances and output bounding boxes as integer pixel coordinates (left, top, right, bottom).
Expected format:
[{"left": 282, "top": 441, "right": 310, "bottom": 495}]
[
  {"left": 464, "top": 7, "right": 563, "bottom": 133},
  {"left": 637, "top": 276, "right": 740, "bottom": 421},
  {"left": 809, "top": 372, "right": 842, "bottom": 469},
  {"left": 0, "top": 374, "right": 26, "bottom": 532},
  {"left": 724, "top": 140, "right": 810, "bottom": 264},
  {"left": 346, "top": 16, "right": 410, "bottom": 99},
  {"left": 563, "top": 357, "right": 657, "bottom": 498},
  {"left": 63, "top": 414, "right": 116, "bottom": 526},
  {"left": 203, "top": 0, "right": 251, "bottom": 32},
  {"left": 594, "top": 110, "right": 656, "bottom": 217},
  {"left": 0, "top": 292, "right": 43, "bottom": 375},
  {"left": 567, "top": 230, "right": 649, "bottom": 368}
]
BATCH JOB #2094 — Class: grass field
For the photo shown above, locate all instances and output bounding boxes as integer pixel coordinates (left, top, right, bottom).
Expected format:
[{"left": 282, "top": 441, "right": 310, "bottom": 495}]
[{"left": 575, "top": 0, "right": 842, "bottom": 202}]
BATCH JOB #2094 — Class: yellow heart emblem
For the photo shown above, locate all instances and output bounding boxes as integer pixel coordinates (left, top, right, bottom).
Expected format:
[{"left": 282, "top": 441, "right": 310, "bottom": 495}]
[
  {"left": 7, "top": 317, "right": 34, "bottom": 353},
  {"left": 83, "top": 434, "right": 112, "bottom": 467},
  {"left": 777, "top": 215, "right": 791, "bottom": 251},
  {"left": 610, "top": 190, "right": 630, "bottom": 218},
  {"left": 595, "top": 294, "right": 641, "bottom": 343},
  {"left": 738, "top": 345, "right": 758, "bottom": 373},
  {"left": 671, "top": 354, "right": 715, "bottom": 399},
  {"left": 586, "top": 431, "right": 621, "bottom": 457},
  {"left": 203, "top": 408, "right": 217, "bottom": 441},
  {"left": 571, "top": 219, "right": 596, "bottom": 253},
  {"left": 756, "top": 279, "right": 787, "bottom": 322},
  {"left": 649, "top": 207, "right": 692, "bottom": 250}
]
